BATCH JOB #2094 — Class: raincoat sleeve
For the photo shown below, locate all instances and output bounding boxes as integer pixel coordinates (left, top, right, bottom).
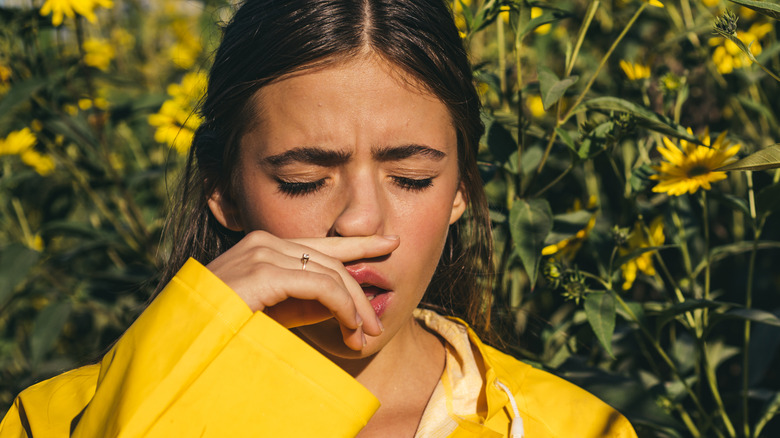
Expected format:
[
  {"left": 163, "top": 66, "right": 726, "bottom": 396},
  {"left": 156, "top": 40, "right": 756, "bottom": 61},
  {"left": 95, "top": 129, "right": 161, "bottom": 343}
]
[{"left": 0, "top": 258, "right": 379, "bottom": 438}]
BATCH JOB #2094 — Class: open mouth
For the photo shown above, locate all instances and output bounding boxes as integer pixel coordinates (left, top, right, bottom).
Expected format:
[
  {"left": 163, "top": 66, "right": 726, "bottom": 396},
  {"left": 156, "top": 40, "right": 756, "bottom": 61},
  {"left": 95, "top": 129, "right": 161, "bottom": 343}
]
[{"left": 362, "top": 285, "right": 389, "bottom": 301}]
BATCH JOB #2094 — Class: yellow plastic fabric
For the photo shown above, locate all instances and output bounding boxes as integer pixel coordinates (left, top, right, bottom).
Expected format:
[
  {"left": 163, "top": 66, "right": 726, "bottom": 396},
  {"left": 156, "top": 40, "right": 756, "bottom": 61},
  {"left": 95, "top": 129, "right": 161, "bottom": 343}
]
[{"left": 0, "top": 258, "right": 636, "bottom": 437}]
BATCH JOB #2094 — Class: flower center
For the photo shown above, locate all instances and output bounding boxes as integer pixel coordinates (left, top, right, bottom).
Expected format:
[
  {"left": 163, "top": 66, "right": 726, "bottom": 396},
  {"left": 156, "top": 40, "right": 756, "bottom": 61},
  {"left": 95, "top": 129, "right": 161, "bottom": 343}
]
[{"left": 686, "top": 165, "right": 711, "bottom": 177}]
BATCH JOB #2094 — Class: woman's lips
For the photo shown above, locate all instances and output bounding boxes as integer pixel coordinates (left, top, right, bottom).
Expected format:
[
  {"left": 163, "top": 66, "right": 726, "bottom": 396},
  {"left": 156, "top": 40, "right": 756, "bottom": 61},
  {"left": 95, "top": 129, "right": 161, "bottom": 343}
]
[{"left": 345, "top": 265, "right": 392, "bottom": 317}]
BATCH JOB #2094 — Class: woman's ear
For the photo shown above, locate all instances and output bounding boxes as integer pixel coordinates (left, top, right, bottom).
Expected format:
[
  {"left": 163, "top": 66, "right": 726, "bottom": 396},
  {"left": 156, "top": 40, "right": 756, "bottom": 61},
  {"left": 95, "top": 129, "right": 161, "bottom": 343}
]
[
  {"left": 207, "top": 188, "right": 244, "bottom": 232},
  {"left": 449, "top": 183, "right": 467, "bottom": 224}
]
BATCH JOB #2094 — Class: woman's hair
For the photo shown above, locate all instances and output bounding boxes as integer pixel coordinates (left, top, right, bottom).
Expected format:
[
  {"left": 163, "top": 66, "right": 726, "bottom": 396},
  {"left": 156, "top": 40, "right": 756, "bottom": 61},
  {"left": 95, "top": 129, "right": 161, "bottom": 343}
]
[{"left": 159, "top": 0, "right": 495, "bottom": 338}]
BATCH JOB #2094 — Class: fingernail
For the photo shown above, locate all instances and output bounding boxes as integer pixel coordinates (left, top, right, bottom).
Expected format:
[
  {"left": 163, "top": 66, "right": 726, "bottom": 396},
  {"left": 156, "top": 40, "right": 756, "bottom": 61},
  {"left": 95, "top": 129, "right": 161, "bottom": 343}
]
[
  {"left": 356, "top": 313, "right": 364, "bottom": 327},
  {"left": 382, "top": 235, "right": 399, "bottom": 241},
  {"left": 362, "top": 331, "right": 367, "bottom": 347},
  {"left": 376, "top": 315, "right": 384, "bottom": 332}
]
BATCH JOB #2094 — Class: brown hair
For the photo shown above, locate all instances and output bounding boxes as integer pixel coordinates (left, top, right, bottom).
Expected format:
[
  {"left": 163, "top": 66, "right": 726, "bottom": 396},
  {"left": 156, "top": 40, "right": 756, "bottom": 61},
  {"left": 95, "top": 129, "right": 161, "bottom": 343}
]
[{"left": 159, "top": 0, "right": 494, "bottom": 338}]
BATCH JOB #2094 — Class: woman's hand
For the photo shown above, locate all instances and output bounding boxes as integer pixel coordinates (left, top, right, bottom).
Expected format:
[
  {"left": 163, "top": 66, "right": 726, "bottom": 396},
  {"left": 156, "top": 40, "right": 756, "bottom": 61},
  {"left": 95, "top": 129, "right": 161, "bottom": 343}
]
[{"left": 205, "top": 231, "right": 399, "bottom": 350}]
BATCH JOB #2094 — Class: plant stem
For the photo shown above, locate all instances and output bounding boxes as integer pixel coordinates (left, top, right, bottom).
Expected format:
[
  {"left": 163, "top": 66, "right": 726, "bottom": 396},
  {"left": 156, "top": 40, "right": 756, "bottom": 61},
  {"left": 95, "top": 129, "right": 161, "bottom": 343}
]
[
  {"left": 560, "top": 3, "right": 648, "bottom": 125},
  {"left": 612, "top": 291, "right": 709, "bottom": 436},
  {"left": 701, "top": 191, "right": 711, "bottom": 329},
  {"left": 742, "top": 171, "right": 760, "bottom": 438}
]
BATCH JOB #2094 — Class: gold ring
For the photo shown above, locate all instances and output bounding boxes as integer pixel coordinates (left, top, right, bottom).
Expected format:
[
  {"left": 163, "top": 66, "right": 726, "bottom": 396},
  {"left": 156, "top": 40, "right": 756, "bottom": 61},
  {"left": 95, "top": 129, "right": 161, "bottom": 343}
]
[{"left": 301, "top": 253, "right": 310, "bottom": 270}]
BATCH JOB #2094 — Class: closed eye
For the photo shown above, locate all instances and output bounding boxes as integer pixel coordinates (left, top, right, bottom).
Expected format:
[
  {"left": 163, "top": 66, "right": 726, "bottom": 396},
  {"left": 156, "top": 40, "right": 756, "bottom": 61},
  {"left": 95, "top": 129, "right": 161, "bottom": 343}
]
[
  {"left": 275, "top": 178, "right": 326, "bottom": 196},
  {"left": 392, "top": 176, "right": 433, "bottom": 191}
]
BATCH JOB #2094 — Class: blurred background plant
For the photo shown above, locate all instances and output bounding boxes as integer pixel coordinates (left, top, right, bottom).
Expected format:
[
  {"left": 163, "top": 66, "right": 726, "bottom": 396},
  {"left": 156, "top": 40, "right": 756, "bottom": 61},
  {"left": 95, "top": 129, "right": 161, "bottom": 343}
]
[{"left": 1, "top": 0, "right": 780, "bottom": 436}]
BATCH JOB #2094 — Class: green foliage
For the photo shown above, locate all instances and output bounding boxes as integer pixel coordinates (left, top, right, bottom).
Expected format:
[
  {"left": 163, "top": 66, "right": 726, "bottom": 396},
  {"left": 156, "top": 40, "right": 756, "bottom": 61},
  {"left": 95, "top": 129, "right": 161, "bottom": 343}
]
[{"left": 1, "top": 0, "right": 780, "bottom": 436}]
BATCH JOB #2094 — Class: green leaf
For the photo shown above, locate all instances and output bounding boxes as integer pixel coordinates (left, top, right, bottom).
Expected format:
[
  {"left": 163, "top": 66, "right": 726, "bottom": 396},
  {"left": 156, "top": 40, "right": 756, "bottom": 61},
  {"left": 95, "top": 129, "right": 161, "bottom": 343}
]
[
  {"left": 516, "top": 5, "right": 573, "bottom": 40},
  {"left": 716, "top": 308, "right": 780, "bottom": 327},
  {"left": 629, "top": 164, "right": 655, "bottom": 193},
  {"left": 753, "top": 392, "right": 780, "bottom": 438},
  {"left": 727, "top": 0, "right": 780, "bottom": 20},
  {"left": 544, "top": 210, "right": 594, "bottom": 245},
  {"left": 555, "top": 127, "right": 577, "bottom": 154},
  {"left": 30, "top": 300, "right": 73, "bottom": 366},
  {"left": 0, "top": 243, "right": 40, "bottom": 309},
  {"left": 693, "top": 241, "right": 780, "bottom": 277},
  {"left": 652, "top": 299, "right": 727, "bottom": 333},
  {"left": 710, "top": 191, "right": 750, "bottom": 216},
  {"left": 716, "top": 144, "right": 780, "bottom": 172},
  {"left": 486, "top": 119, "right": 517, "bottom": 164},
  {"left": 538, "top": 66, "right": 579, "bottom": 110},
  {"left": 509, "top": 198, "right": 553, "bottom": 288},
  {"left": 584, "top": 291, "right": 616, "bottom": 358},
  {"left": 579, "top": 97, "right": 700, "bottom": 143}
]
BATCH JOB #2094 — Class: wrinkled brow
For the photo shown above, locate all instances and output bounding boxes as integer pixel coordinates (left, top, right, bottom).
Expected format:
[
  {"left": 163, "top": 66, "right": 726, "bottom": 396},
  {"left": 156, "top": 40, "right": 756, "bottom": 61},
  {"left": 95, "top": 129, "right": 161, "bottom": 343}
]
[
  {"left": 372, "top": 144, "right": 446, "bottom": 161},
  {"left": 263, "top": 144, "right": 446, "bottom": 167},
  {"left": 264, "top": 147, "right": 352, "bottom": 167}
]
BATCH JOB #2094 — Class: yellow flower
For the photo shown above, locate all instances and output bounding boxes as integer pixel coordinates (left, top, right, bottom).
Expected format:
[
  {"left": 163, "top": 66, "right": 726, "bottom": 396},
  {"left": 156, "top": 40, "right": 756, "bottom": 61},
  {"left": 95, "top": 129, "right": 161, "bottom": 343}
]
[
  {"left": 168, "top": 20, "right": 203, "bottom": 70},
  {"left": 148, "top": 72, "right": 206, "bottom": 155},
  {"left": 619, "top": 60, "right": 651, "bottom": 81},
  {"left": 651, "top": 128, "right": 740, "bottom": 196},
  {"left": 0, "top": 128, "right": 37, "bottom": 156},
  {"left": 0, "top": 64, "right": 10, "bottom": 96},
  {"left": 0, "top": 128, "right": 55, "bottom": 176},
  {"left": 40, "top": 0, "right": 114, "bottom": 27},
  {"left": 542, "top": 196, "right": 598, "bottom": 260},
  {"left": 710, "top": 22, "right": 772, "bottom": 75},
  {"left": 527, "top": 95, "right": 546, "bottom": 118},
  {"left": 643, "top": 0, "right": 664, "bottom": 8},
  {"left": 702, "top": 0, "right": 719, "bottom": 7},
  {"left": 83, "top": 38, "right": 115, "bottom": 71},
  {"left": 531, "top": 7, "right": 551, "bottom": 35},
  {"left": 452, "top": 0, "right": 471, "bottom": 36},
  {"left": 620, "top": 216, "right": 664, "bottom": 290}
]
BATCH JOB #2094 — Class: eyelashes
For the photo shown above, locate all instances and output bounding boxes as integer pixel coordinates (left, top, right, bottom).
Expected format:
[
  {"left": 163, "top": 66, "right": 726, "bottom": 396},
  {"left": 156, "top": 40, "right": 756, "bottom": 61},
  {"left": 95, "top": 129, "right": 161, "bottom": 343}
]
[{"left": 275, "top": 176, "right": 434, "bottom": 197}]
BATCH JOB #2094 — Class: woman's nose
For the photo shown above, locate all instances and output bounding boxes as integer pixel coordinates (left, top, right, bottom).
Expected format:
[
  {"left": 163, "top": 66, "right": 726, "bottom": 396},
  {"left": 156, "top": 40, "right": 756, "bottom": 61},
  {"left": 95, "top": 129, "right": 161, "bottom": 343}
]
[{"left": 330, "top": 174, "right": 385, "bottom": 237}]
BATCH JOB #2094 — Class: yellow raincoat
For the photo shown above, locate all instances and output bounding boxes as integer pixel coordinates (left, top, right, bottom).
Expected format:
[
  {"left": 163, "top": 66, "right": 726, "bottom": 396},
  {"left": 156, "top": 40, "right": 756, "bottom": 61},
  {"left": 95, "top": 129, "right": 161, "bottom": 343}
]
[{"left": 1, "top": 259, "right": 636, "bottom": 437}]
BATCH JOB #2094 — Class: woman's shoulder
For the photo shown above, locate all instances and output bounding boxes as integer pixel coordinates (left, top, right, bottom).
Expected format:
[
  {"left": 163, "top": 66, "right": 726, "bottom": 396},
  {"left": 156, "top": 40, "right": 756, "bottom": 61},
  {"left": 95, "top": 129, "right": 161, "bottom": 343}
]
[{"left": 476, "top": 335, "right": 637, "bottom": 438}]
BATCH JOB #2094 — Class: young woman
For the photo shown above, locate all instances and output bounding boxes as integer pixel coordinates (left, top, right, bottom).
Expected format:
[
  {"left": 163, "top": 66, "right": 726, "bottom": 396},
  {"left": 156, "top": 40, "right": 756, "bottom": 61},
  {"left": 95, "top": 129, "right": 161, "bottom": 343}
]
[{"left": 1, "top": 1, "right": 637, "bottom": 436}]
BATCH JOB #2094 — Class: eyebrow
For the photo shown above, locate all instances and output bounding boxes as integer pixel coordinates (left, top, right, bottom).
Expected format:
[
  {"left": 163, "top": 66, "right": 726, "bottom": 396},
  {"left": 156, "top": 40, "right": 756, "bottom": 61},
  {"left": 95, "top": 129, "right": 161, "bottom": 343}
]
[{"left": 263, "top": 144, "right": 446, "bottom": 167}]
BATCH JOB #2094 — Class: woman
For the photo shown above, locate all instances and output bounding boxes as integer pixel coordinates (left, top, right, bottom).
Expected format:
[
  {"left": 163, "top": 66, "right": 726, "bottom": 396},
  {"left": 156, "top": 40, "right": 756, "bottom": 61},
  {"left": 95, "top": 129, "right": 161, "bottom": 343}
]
[{"left": 1, "top": 0, "right": 637, "bottom": 436}]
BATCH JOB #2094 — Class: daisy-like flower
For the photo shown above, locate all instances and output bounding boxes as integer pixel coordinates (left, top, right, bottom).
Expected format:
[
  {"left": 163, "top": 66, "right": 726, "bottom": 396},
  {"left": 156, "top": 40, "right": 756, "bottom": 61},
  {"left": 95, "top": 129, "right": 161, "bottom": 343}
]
[
  {"left": 148, "top": 72, "right": 206, "bottom": 155},
  {"left": 0, "top": 128, "right": 56, "bottom": 176},
  {"left": 82, "top": 38, "right": 115, "bottom": 71},
  {"left": 651, "top": 128, "right": 740, "bottom": 196},
  {"left": 619, "top": 60, "right": 651, "bottom": 81},
  {"left": 710, "top": 21, "right": 773, "bottom": 75},
  {"left": 620, "top": 216, "right": 664, "bottom": 290},
  {"left": 40, "top": 0, "right": 114, "bottom": 27}
]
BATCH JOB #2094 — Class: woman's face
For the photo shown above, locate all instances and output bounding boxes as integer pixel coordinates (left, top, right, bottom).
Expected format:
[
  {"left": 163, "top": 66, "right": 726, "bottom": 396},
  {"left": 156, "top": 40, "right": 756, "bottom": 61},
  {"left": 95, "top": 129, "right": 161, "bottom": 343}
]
[{"left": 217, "top": 56, "right": 465, "bottom": 357}]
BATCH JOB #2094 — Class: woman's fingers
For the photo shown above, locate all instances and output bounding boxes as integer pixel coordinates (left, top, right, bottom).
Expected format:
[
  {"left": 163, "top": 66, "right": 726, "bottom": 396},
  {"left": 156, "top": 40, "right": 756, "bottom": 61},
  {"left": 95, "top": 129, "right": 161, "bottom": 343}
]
[
  {"left": 206, "top": 231, "right": 398, "bottom": 349},
  {"left": 289, "top": 235, "right": 400, "bottom": 263}
]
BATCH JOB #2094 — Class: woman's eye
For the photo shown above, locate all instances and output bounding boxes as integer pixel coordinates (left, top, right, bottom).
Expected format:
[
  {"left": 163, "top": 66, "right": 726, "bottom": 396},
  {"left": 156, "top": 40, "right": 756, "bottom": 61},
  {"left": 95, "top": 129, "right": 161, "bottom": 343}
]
[
  {"left": 275, "top": 178, "right": 326, "bottom": 196},
  {"left": 392, "top": 176, "right": 433, "bottom": 191}
]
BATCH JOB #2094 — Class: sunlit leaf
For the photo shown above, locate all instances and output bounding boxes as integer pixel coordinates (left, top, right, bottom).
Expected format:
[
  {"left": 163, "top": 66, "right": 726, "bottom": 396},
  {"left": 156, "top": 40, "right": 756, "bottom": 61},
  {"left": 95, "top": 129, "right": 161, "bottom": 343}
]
[
  {"left": 727, "top": 0, "right": 780, "bottom": 20},
  {"left": 538, "top": 66, "right": 578, "bottom": 110},
  {"left": 716, "top": 144, "right": 780, "bottom": 171},
  {"left": 30, "top": 300, "right": 72, "bottom": 366},
  {"left": 584, "top": 291, "right": 616, "bottom": 358},
  {"left": 509, "top": 198, "right": 553, "bottom": 288}
]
